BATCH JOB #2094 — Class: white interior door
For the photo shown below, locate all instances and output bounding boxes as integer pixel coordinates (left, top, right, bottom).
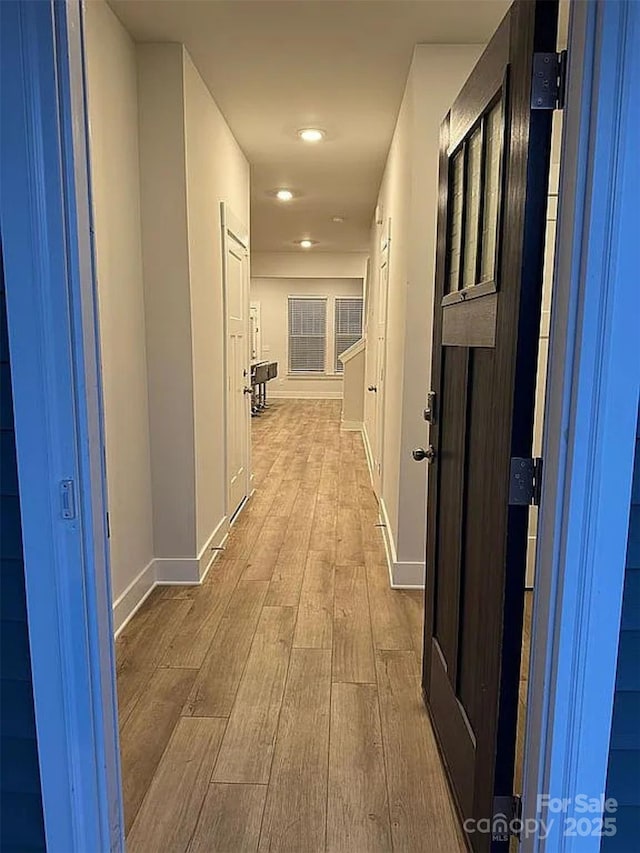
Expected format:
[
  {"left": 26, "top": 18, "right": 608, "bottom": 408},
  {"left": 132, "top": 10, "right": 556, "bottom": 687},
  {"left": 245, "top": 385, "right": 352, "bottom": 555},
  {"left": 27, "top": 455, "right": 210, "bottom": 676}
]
[
  {"left": 372, "top": 227, "right": 390, "bottom": 496},
  {"left": 222, "top": 204, "right": 250, "bottom": 519}
]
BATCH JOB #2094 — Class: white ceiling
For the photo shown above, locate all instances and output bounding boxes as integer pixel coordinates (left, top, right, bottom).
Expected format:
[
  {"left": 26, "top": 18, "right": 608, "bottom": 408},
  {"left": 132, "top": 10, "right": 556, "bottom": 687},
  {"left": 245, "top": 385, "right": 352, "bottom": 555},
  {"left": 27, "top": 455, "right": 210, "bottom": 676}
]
[{"left": 110, "top": 0, "right": 510, "bottom": 253}]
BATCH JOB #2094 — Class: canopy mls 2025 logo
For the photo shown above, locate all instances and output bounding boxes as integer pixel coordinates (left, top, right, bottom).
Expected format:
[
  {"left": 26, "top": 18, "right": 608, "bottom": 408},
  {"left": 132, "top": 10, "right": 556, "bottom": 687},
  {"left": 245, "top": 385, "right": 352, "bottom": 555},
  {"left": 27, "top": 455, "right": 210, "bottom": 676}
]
[{"left": 463, "top": 795, "right": 619, "bottom": 842}]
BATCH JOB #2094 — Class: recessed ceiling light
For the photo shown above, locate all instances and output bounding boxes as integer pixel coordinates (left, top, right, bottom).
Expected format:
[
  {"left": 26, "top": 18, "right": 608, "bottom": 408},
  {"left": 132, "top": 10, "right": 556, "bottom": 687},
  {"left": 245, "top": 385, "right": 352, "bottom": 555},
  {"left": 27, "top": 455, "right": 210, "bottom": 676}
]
[
  {"left": 298, "top": 128, "right": 325, "bottom": 143},
  {"left": 298, "top": 239, "right": 316, "bottom": 249},
  {"left": 331, "top": 216, "right": 345, "bottom": 223},
  {"left": 276, "top": 189, "right": 294, "bottom": 202}
]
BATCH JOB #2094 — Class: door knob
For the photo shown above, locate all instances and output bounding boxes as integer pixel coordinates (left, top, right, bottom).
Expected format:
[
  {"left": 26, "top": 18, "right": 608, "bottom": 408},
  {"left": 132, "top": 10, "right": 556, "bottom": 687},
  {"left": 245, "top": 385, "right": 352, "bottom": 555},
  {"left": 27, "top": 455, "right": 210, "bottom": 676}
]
[
  {"left": 243, "top": 387, "right": 253, "bottom": 394},
  {"left": 412, "top": 446, "right": 436, "bottom": 463},
  {"left": 368, "top": 386, "right": 378, "bottom": 392}
]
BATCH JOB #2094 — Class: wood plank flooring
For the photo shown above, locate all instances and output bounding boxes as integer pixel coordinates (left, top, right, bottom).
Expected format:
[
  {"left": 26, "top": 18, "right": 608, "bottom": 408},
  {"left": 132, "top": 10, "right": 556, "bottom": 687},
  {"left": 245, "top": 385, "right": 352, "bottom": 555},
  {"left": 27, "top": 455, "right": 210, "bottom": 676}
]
[{"left": 116, "top": 399, "right": 466, "bottom": 852}]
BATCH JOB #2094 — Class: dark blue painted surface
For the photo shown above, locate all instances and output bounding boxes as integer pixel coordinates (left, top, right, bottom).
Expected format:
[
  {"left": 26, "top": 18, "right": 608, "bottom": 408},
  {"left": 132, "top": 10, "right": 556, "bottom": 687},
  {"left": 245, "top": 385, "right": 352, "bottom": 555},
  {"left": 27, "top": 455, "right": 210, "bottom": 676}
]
[
  {"left": 0, "top": 254, "right": 46, "bottom": 851},
  {"left": 603, "top": 406, "right": 640, "bottom": 852}
]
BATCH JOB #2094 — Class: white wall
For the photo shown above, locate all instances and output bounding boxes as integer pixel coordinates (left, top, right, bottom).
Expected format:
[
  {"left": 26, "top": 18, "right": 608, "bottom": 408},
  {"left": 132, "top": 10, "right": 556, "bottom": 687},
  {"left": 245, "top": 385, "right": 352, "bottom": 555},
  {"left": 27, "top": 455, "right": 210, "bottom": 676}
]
[
  {"left": 84, "top": 0, "right": 154, "bottom": 605},
  {"left": 252, "top": 252, "right": 367, "bottom": 279},
  {"left": 183, "top": 52, "right": 250, "bottom": 553},
  {"left": 341, "top": 344, "right": 366, "bottom": 427},
  {"left": 85, "top": 17, "right": 250, "bottom": 627},
  {"left": 137, "top": 44, "right": 196, "bottom": 562},
  {"left": 137, "top": 43, "right": 250, "bottom": 577},
  {"left": 250, "top": 277, "right": 363, "bottom": 399},
  {"left": 364, "top": 44, "right": 483, "bottom": 586}
]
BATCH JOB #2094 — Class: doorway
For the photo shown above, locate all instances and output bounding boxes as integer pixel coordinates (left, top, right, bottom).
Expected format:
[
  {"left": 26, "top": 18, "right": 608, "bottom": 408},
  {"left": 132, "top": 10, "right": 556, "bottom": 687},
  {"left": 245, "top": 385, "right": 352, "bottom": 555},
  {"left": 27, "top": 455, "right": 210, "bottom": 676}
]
[
  {"left": 369, "top": 221, "right": 391, "bottom": 497},
  {"left": 222, "top": 204, "right": 251, "bottom": 520},
  {"left": 420, "top": 1, "right": 561, "bottom": 850},
  {"left": 4, "top": 1, "right": 634, "bottom": 851}
]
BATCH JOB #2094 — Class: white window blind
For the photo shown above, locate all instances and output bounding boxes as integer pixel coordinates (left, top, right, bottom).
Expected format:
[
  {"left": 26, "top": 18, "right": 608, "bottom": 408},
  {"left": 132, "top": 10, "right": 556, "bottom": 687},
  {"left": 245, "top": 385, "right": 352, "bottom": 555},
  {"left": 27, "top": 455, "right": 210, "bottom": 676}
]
[
  {"left": 288, "top": 297, "right": 327, "bottom": 373},
  {"left": 334, "top": 298, "right": 363, "bottom": 372}
]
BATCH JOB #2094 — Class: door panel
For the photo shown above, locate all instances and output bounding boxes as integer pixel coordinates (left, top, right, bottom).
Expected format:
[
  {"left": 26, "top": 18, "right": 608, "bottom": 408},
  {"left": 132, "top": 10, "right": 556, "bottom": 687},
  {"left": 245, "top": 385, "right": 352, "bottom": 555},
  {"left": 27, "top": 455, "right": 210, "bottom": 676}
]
[
  {"left": 432, "top": 345, "right": 468, "bottom": 683},
  {"left": 422, "top": 2, "right": 557, "bottom": 850},
  {"left": 223, "top": 209, "right": 250, "bottom": 520}
]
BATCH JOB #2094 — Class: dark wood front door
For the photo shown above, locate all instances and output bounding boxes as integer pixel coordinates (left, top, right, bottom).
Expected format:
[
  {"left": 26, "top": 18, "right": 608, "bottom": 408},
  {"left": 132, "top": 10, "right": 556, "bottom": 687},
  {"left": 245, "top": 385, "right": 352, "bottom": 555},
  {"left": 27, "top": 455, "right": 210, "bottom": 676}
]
[{"left": 421, "top": 2, "right": 558, "bottom": 850}]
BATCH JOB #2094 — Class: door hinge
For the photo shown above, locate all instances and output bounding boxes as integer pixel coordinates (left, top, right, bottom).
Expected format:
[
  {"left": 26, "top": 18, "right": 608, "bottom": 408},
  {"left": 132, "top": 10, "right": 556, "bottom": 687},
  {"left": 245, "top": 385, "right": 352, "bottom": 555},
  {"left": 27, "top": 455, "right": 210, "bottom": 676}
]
[
  {"left": 531, "top": 51, "right": 567, "bottom": 110},
  {"left": 423, "top": 390, "right": 437, "bottom": 424},
  {"left": 509, "top": 457, "right": 543, "bottom": 506},
  {"left": 492, "top": 795, "right": 522, "bottom": 841},
  {"left": 60, "top": 479, "right": 76, "bottom": 520},
  {"left": 106, "top": 510, "right": 111, "bottom": 539}
]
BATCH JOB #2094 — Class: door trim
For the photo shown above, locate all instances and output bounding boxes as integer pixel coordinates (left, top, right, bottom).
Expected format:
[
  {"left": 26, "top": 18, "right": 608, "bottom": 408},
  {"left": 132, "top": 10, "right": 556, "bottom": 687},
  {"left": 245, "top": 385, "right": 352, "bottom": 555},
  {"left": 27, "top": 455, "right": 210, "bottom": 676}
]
[
  {"left": 0, "top": 1, "right": 123, "bottom": 849},
  {"left": 523, "top": 2, "right": 640, "bottom": 851},
  {"left": 372, "top": 218, "right": 391, "bottom": 497},
  {"left": 220, "top": 202, "right": 251, "bottom": 521}
]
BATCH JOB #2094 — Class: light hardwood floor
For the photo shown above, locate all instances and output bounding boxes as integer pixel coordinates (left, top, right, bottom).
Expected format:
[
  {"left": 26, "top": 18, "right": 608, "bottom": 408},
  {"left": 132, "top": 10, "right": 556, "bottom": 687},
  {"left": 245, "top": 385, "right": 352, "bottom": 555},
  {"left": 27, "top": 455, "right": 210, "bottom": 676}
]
[{"left": 116, "top": 399, "right": 466, "bottom": 853}]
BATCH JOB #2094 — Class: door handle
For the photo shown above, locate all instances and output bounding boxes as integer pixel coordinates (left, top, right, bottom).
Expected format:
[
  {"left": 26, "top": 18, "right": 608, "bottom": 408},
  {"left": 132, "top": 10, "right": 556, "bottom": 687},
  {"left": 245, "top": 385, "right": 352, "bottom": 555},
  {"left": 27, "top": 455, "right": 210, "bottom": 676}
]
[
  {"left": 243, "top": 387, "right": 253, "bottom": 394},
  {"left": 368, "top": 386, "right": 378, "bottom": 392},
  {"left": 412, "top": 446, "right": 436, "bottom": 463}
]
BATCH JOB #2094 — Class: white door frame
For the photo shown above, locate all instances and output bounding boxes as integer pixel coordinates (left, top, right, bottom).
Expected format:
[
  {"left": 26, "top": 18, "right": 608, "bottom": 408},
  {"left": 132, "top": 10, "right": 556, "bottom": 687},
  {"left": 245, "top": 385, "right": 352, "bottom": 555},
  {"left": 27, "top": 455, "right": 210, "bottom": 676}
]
[
  {"left": 522, "top": 2, "right": 640, "bottom": 850},
  {"left": 0, "top": 1, "right": 123, "bottom": 849},
  {"left": 221, "top": 202, "right": 251, "bottom": 519},
  {"left": 2, "top": 2, "right": 637, "bottom": 852},
  {"left": 373, "top": 221, "right": 391, "bottom": 496},
  {"left": 250, "top": 300, "right": 262, "bottom": 362}
]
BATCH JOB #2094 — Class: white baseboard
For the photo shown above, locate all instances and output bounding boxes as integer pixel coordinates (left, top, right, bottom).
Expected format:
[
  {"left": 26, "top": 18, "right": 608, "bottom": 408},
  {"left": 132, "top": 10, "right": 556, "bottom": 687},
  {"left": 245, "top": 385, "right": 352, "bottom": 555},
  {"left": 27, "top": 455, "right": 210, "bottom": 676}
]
[
  {"left": 361, "top": 425, "right": 425, "bottom": 588},
  {"left": 154, "top": 515, "right": 229, "bottom": 584},
  {"left": 362, "top": 424, "right": 375, "bottom": 481},
  {"left": 153, "top": 557, "right": 200, "bottom": 584},
  {"left": 198, "top": 515, "right": 230, "bottom": 581},
  {"left": 392, "top": 561, "right": 426, "bottom": 587},
  {"left": 378, "top": 496, "right": 425, "bottom": 589},
  {"left": 112, "top": 559, "right": 155, "bottom": 637},
  {"left": 113, "top": 516, "right": 229, "bottom": 636},
  {"left": 341, "top": 419, "right": 363, "bottom": 432}
]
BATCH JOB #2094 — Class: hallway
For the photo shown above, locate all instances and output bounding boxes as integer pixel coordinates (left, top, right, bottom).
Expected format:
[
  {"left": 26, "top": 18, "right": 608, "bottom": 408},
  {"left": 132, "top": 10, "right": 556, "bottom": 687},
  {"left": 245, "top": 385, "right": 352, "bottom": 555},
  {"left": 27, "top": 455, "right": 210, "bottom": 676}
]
[{"left": 116, "top": 400, "right": 465, "bottom": 852}]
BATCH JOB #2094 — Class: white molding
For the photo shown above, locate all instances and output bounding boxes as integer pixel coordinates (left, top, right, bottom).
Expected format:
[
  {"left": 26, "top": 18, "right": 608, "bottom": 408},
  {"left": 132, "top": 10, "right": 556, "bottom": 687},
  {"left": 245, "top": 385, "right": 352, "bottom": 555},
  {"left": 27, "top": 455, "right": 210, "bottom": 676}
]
[
  {"left": 221, "top": 201, "right": 251, "bottom": 523},
  {"left": 362, "top": 423, "right": 376, "bottom": 480},
  {"left": 338, "top": 336, "right": 365, "bottom": 363},
  {"left": 523, "top": 3, "right": 640, "bottom": 850},
  {"left": 1, "top": 3, "right": 124, "bottom": 847},
  {"left": 340, "top": 419, "right": 363, "bottom": 432},
  {"left": 362, "top": 425, "right": 424, "bottom": 588},
  {"left": 378, "top": 496, "right": 425, "bottom": 589},
  {"left": 391, "top": 561, "right": 426, "bottom": 589},
  {"left": 153, "top": 556, "right": 200, "bottom": 584},
  {"left": 113, "top": 516, "right": 230, "bottom": 635},
  {"left": 378, "top": 496, "right": 398, "bottom": 584},
  {"left": 197, "top": 515, "right": 229, "bottom": 580},
  {"left": 112, "top": 561, "right": 155, "bottom": 636}
]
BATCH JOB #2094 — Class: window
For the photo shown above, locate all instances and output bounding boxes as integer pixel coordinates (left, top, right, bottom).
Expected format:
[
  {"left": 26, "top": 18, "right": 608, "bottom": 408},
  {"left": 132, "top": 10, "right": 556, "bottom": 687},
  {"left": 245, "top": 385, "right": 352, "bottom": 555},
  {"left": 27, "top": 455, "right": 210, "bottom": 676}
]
[
  {"left": 334, "top": 298, "right": 364, "bottom": 372},
  {"left": 288, "top": 297, "right": 327, "bottom": 373},
  {"left": 445, "top": 92, "right": 505, "bottom": 297}
]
